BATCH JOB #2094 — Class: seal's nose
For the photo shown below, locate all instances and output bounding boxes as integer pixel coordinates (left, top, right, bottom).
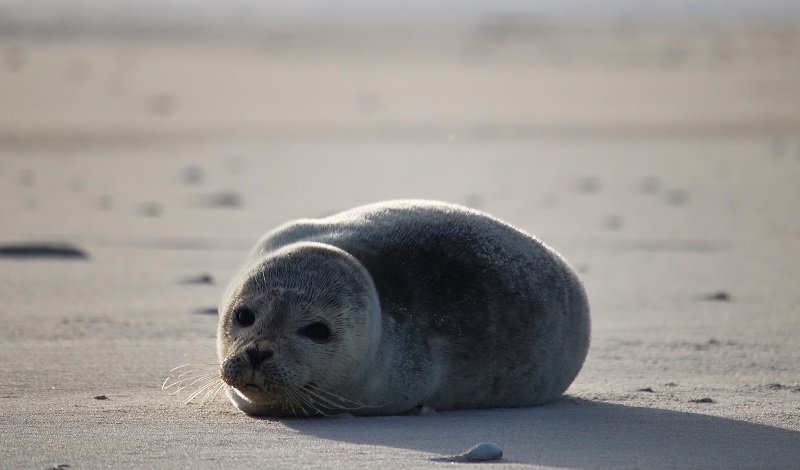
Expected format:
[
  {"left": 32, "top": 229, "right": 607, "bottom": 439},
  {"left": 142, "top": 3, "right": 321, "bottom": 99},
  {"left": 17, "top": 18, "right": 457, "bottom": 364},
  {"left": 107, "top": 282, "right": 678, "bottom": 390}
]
[{"left": 245, "top": 346, "right": 274, "bottom": 366}]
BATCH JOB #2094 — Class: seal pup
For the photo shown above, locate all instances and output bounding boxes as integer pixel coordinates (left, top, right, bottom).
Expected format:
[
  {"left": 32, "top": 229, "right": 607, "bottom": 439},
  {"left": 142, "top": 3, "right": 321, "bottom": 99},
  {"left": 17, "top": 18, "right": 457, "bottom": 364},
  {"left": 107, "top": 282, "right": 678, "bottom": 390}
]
[{"left": 218, "top": 200, "right": 590, "bottom": 416}]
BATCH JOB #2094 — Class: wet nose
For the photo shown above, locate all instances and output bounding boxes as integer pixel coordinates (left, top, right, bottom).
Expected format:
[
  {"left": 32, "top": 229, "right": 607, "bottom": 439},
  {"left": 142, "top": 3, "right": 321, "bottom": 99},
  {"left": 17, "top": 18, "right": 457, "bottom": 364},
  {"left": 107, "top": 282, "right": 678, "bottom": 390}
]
[{"left": 245, "top": 346, "right": 274, "bottom": 366}]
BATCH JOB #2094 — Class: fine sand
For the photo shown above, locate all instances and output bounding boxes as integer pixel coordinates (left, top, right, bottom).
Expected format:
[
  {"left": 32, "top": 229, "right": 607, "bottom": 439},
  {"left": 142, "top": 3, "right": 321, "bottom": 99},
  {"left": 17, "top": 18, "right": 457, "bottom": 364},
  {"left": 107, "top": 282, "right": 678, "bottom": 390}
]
[{"left": 1, "top": 26, "right": 799, "bottom": 468}]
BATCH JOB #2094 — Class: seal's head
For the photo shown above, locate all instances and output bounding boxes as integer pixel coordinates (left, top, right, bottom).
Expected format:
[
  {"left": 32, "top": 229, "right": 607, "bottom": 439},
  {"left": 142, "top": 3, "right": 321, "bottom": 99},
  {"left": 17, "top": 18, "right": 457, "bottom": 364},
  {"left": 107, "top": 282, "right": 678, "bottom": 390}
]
[{"left": 217, "top": 242, "right": 381, "bottom": 416}]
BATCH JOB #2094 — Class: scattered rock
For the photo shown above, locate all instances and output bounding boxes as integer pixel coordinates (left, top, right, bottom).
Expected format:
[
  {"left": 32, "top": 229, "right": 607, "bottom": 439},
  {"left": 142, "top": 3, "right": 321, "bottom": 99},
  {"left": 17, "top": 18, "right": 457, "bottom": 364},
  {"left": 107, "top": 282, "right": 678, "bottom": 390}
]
[
  {"left": 690, "top": 397, "right": 715, "bottom": 404},
  {"left": 664, "top": 382, "right": 678, "bottom": 387},
  {"left": 47, "top": 464, "right": 70, "bottom": 470},
  {"left": 194, "top": 307, "right": 218, "bottom": 315},
  {"left": 637, "top": 387, "right": 656, "bottom": 393},
  {"left": 200, "top": 191, "right": 242, "bottom": 209},
  {"left": 0, "top": 243, "right": 88, "bottom": 260},
  {"left": 434, "top": 442, "right": 503, "bottom": 463},
  {"left": 703, "top": 291, "right": 731, "bottom": 301},
  {"left": 766, "top": 383, "right": 785, "bottom": 390},
  {"left": 94, "top": 395, "right": 108, "bottom": 400},
  {"left": 181, "top": 273, "right": 214, "bottom": 285}
]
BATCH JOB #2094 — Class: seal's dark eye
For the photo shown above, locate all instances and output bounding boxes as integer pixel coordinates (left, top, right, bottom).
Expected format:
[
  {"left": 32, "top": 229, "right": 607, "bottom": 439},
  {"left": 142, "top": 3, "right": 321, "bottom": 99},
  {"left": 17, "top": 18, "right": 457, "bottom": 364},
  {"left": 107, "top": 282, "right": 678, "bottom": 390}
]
[
  {"left": 233, "top": 307, "right": 255, "bottom": 327},
  {"left": 298, "top": 322, "right": 331, "bottom": 343}
]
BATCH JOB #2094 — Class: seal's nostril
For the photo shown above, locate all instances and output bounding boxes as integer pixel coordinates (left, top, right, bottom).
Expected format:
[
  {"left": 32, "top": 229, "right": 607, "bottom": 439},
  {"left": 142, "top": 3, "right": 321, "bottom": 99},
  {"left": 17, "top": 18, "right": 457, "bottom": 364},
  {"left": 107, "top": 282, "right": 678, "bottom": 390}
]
[{"left": 245, "top": 346, "right": 274, "bottom": 366}]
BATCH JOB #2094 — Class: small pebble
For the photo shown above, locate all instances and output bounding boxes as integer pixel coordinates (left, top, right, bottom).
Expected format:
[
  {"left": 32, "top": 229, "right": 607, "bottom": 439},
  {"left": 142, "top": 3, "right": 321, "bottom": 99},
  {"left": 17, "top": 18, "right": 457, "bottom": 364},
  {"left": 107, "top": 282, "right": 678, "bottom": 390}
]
[
  {"left": 181, "top": 273, "right": 214, "bottom": 285},
  {"left": 690, "top": 397, "right": 715, "bottom": 403},
  {"left": 194, "top": 307, "right": 218, "bottom": 315},
  {"left": 703, "top": 291, "right": 731, "bottom": 301},
  {"left": 435, "top": 442, "right": 503, "bottom": 462},
  {"left": 637, "top": 387, "right": 655, "bottom": 393},
  {"left": 0, "top": 243, "right": 88, "bottom": 260},
  {"left": 201, "top": 191, "right": 242, "bottom": 209},
  {"left": 94, "top": 395, "right": 108, "bottom": 400}
]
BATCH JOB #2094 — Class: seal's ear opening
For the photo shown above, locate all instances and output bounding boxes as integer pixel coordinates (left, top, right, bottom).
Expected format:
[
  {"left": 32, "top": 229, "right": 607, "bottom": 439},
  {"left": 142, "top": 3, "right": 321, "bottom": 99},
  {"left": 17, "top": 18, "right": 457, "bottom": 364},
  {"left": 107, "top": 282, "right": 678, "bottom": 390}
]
[{"left": 297, "top": 322, "right": 332, "bottom": 343}]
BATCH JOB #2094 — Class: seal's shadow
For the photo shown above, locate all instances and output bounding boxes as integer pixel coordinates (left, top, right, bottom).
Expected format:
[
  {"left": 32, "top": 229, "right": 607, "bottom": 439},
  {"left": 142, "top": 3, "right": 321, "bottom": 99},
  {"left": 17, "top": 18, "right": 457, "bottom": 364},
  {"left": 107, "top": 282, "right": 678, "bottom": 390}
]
[{"left": 283, "top": 399, "right": 800, "bottom": 468}]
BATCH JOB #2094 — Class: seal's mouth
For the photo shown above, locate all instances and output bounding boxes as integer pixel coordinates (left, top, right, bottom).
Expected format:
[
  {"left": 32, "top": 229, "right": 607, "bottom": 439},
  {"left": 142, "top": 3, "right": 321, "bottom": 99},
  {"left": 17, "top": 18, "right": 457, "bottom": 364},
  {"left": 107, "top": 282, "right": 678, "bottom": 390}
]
[{"left": 233, "top": 383, "right": 280, "bottom": 404}]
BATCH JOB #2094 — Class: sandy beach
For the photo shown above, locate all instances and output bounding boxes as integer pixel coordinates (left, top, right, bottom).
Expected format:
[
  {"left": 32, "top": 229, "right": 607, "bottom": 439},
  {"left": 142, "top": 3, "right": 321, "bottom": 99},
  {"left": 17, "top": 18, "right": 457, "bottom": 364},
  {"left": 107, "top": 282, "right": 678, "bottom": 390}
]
[{"left": 1, "top": 18, "right": 800, "bottom": 469}]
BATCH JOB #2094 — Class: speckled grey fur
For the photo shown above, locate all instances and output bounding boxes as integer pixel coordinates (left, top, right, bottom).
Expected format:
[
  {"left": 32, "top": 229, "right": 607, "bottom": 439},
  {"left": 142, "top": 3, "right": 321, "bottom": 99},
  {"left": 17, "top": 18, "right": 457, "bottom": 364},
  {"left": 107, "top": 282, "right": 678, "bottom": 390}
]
[{"left": 218, "top": 200, "right": 590, "bottom": 416}]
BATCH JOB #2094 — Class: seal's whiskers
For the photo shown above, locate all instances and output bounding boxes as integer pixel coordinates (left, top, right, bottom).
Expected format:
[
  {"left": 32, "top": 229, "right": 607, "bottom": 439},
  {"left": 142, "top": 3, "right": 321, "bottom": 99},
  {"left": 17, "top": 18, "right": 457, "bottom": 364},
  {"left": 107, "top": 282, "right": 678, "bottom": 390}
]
[
  {"left": 185, "top": 378, "right": 226, "bottom": 404},
  {"left": 162, "top": 354, "right": 225, "bottom": 405},
  {"left": 302, "top": 383, "right": 386, "bottom": 412}
]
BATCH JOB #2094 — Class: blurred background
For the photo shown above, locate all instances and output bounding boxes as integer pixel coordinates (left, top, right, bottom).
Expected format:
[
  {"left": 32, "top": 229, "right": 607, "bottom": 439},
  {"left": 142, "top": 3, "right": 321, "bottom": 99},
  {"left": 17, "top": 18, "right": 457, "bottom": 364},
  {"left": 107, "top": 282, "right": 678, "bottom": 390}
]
[
  {"left": 1, "top": 0, "right": 799, "bottom": 240},
  {"left": 0, "top": 0, "right": 798, "bottom": 240},
  {"left": 2, "top": 0, "right": 799, "bottom": 144}
]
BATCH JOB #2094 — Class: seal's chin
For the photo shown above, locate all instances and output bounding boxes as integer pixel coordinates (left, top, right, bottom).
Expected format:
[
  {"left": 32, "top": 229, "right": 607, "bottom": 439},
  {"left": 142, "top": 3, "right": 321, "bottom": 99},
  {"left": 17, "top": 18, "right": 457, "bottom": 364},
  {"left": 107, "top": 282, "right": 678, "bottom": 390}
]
[
  {"left": 225, "top": 384, "right": 298, "bottom": 417},
  {"left": 244, "top": 384, "right": 264, "bottom": 393},
  {"left": 232, "top": 383, "right": 278, "bottom": 404}
]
